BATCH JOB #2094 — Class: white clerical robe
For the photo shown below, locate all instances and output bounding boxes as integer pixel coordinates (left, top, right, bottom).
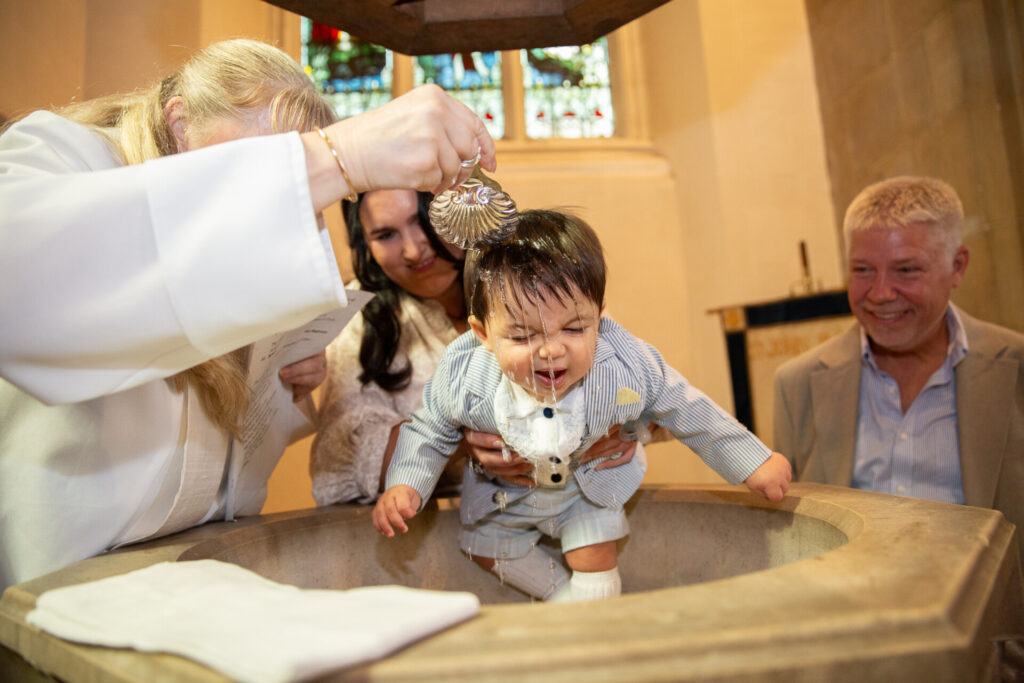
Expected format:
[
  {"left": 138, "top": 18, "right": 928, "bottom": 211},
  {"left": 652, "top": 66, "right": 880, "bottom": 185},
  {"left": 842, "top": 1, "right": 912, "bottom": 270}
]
[{"left": 0, "top": 111, "right": 345, "bottom": 590}]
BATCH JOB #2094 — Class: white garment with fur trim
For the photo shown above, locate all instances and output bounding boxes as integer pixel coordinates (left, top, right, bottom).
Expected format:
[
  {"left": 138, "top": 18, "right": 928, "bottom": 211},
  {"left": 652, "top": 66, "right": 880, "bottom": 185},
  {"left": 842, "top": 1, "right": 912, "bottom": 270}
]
[{"left": 311, "top": 288, "right": 459, "bottom": 505}]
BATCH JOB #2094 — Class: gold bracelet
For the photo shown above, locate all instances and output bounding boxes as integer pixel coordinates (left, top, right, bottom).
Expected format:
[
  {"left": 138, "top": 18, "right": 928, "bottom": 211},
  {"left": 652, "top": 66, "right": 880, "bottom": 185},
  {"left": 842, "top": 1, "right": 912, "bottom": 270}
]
[{"left": 315, "top": 127, "right": 358, "bottom": 203}]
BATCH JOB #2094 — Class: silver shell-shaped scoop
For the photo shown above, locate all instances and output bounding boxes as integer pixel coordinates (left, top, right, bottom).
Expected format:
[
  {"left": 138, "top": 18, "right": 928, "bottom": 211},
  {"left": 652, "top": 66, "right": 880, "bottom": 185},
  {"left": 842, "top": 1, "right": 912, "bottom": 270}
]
[{"left": 429, "top": 166, "right": 519, "bottom": 249}]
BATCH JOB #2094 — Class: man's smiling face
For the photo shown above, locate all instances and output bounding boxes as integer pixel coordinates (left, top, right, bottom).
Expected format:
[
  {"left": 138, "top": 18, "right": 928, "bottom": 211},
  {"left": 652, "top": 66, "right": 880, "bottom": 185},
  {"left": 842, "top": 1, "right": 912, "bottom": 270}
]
[{"left": 847, "top": 222, "right": 967, "bottom": 356}]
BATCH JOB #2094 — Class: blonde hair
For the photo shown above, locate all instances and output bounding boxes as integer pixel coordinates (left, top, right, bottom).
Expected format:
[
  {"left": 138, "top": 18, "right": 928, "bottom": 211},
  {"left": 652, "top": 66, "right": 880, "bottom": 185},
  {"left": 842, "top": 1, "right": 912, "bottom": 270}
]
[
  {"left": 843, "top": 175, "right": 964, "bottom": 260},
  {"left": 61, "top": 39, "right": 337, "bottom": 435}
]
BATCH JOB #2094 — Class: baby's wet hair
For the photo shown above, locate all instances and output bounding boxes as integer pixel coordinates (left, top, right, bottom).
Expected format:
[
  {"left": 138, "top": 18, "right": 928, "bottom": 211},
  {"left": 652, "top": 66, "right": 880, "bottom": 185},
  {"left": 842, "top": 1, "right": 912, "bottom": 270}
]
[{"left": 465, "top": 209, "right": 606, "bottom": 322}]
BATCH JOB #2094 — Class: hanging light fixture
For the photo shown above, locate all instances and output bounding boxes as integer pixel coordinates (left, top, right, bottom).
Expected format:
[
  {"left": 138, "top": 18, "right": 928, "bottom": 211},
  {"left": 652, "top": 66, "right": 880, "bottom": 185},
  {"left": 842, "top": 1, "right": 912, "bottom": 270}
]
[{"left": 264, "top": 0, "right": 672, "bottom": 54}]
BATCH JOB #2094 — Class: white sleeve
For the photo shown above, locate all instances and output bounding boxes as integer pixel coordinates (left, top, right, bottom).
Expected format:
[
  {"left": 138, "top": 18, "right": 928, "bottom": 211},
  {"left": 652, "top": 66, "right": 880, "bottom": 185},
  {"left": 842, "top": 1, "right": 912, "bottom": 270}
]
[{"left": 0, "top": 111, "right": 346, "bottom": 405}]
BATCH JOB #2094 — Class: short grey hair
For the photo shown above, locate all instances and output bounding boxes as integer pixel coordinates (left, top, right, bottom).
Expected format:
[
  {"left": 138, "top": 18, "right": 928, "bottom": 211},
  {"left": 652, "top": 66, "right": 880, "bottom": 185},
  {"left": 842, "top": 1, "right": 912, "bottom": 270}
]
[{"left": 843, "top": 175, "right": 964, "bottom": 259}]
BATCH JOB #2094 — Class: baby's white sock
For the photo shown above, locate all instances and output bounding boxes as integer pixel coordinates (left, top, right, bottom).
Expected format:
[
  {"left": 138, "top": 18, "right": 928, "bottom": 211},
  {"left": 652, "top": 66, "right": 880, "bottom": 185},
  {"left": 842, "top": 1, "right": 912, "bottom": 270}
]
[
  {"left": 488, "top": 545, "right": 570, "bottom": 600},
  {"left": 547, "top": 582, "right": 573, "bottom": 602},
  {"left": 564, "top": 567, "right": 621, "bottom": 602}
]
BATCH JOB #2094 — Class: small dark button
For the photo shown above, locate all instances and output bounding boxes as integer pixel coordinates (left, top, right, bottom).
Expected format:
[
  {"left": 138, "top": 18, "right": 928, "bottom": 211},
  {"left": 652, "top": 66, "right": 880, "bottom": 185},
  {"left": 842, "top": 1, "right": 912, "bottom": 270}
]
[
  {"left": 543, "top": 407, "right": 554, "bottom": 418},
  {"left": 550, "top": 473, "right": 562, "bottom": 483}
]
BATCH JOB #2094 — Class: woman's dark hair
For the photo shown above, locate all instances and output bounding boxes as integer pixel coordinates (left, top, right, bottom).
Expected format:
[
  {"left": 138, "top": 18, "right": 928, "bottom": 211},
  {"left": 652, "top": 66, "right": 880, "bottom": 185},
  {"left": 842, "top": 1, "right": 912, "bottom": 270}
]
[
  {"left": 465, "top": 209, "right": 606, "bottom": 322},
  {"left": 344, "top": 191, "right": 464, "bottom": 391}
]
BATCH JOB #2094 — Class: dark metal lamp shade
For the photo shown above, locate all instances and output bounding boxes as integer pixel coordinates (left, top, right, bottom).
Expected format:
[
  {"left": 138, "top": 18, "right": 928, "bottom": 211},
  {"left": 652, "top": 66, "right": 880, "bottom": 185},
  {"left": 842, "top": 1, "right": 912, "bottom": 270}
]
[{"left": 264, "top": 0, "right": 671, "bottom": 54}]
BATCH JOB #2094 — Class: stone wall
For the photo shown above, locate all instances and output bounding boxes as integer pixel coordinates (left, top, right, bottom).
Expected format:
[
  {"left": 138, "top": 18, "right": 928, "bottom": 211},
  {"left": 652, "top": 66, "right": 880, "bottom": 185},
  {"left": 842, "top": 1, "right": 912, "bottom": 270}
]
[{"left": 805, "top": 0, "right": 1024, "bottom": 331}]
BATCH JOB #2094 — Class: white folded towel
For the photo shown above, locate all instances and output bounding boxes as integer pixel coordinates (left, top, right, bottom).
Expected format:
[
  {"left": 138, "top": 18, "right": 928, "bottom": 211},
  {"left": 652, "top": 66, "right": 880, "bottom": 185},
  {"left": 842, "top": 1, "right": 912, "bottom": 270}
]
[{"left": 27, "top": 559, "right": 480, "bottom": 682}]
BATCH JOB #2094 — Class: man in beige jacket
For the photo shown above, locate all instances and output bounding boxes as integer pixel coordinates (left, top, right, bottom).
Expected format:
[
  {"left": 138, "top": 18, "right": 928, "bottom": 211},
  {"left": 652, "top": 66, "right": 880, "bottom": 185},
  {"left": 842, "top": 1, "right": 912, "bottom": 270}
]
[{"left": 773, "top": 176, "right": 1024, "bottom": 568}]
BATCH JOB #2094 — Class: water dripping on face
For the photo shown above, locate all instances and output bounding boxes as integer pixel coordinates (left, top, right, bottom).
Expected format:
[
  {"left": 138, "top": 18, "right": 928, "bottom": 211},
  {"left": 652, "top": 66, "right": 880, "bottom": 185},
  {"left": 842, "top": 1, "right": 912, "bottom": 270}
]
[
  {"left": 494, "top": 275, "right": 527, "bottom": 401},
  {"left": 484, "top": 273, "right": 599, "bottom": 404},
  {"left": 532, "top": 276, "right": 559, "bottom": 406},
  {"left": 498, "top": 276, "right": 537, "bottom": 398}
]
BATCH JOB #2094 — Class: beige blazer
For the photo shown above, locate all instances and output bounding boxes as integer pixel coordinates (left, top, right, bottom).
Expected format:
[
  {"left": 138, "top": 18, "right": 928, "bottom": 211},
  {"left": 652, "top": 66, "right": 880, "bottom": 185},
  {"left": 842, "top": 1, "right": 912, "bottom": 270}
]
[{"left": 773, "top": 307, "right": 1024, "bottom": 567}]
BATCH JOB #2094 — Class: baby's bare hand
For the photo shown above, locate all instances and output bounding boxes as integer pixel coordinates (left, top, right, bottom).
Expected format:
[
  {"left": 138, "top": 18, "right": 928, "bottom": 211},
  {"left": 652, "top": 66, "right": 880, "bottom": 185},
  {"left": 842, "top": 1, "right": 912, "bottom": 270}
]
[
  {"left": 743, "top": 452, "right": 792, "bottom": 503},
  {"left": 372, "top": 485, "right": 421, "bottom": 537}
]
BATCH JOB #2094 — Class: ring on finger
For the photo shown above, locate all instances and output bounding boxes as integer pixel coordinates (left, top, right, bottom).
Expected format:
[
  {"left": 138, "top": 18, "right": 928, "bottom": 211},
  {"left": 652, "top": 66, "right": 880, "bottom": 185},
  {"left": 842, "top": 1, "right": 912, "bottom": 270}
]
[{"left": 459, "top": 147, "right": 481, "bottom": 168}]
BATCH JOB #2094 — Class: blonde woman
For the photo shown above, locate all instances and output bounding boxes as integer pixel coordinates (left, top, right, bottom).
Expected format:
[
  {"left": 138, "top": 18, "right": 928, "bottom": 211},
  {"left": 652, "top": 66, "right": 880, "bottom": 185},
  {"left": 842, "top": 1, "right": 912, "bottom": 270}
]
[{"left": 0, "top": 39, "right": 494, "bottom": 590}]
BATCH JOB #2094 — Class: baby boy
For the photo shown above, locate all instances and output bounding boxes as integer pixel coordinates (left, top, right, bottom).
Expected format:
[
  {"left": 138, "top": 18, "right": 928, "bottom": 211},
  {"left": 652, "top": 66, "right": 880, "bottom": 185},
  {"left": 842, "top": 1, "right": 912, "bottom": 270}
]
[{"left": 373, "top": 210, "right": 791, "bottom": 601}]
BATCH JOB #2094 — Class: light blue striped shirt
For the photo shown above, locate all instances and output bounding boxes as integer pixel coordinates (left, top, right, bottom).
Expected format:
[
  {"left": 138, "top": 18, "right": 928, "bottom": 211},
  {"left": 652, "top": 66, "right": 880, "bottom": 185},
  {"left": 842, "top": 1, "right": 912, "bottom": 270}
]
[
  {"left": 388, "top": 318, "right": 770, "bottom": 522},
  {"left": 852, "top": 305, "right": 968, "bottom": 503}
]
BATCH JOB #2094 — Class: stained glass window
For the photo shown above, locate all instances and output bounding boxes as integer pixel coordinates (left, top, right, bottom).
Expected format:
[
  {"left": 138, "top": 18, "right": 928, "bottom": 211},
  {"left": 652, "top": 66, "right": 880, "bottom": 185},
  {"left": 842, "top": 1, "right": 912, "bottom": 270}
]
[
  {"left": 301, "top": 19, "right": 392, "bottom": 120},
  {"left": 521, "top": 38, "right": 614, "bottom": 139},
  {"left": 299, "top": 18, "right": 616, "bottom": 139},
  {"left": 412, "top": 52, "right": 504, "bottom": 139}
]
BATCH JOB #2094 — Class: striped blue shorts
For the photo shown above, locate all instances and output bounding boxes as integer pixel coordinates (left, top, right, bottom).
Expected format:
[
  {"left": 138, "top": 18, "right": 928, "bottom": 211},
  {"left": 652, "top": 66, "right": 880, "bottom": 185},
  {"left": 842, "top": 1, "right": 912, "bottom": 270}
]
[{"left": 458, "top": 479, "right": 629, "bottom": 560}]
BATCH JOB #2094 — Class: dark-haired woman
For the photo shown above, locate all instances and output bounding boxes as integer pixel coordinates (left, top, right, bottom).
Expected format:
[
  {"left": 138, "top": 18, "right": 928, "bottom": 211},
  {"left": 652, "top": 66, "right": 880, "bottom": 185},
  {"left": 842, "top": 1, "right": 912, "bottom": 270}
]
[
  {"left": 311, "top": 189, "right": 472, "bottom": 505},
  {"left": 310, "top": 190, "right": 640, "bottom": 506}
]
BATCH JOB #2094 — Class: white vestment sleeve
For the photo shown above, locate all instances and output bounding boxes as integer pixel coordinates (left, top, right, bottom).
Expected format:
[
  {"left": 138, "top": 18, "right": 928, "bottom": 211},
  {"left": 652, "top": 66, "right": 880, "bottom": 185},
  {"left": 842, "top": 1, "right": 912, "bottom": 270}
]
[{"left": 0, "top": 112, "right": 345, "bottom": 404}]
